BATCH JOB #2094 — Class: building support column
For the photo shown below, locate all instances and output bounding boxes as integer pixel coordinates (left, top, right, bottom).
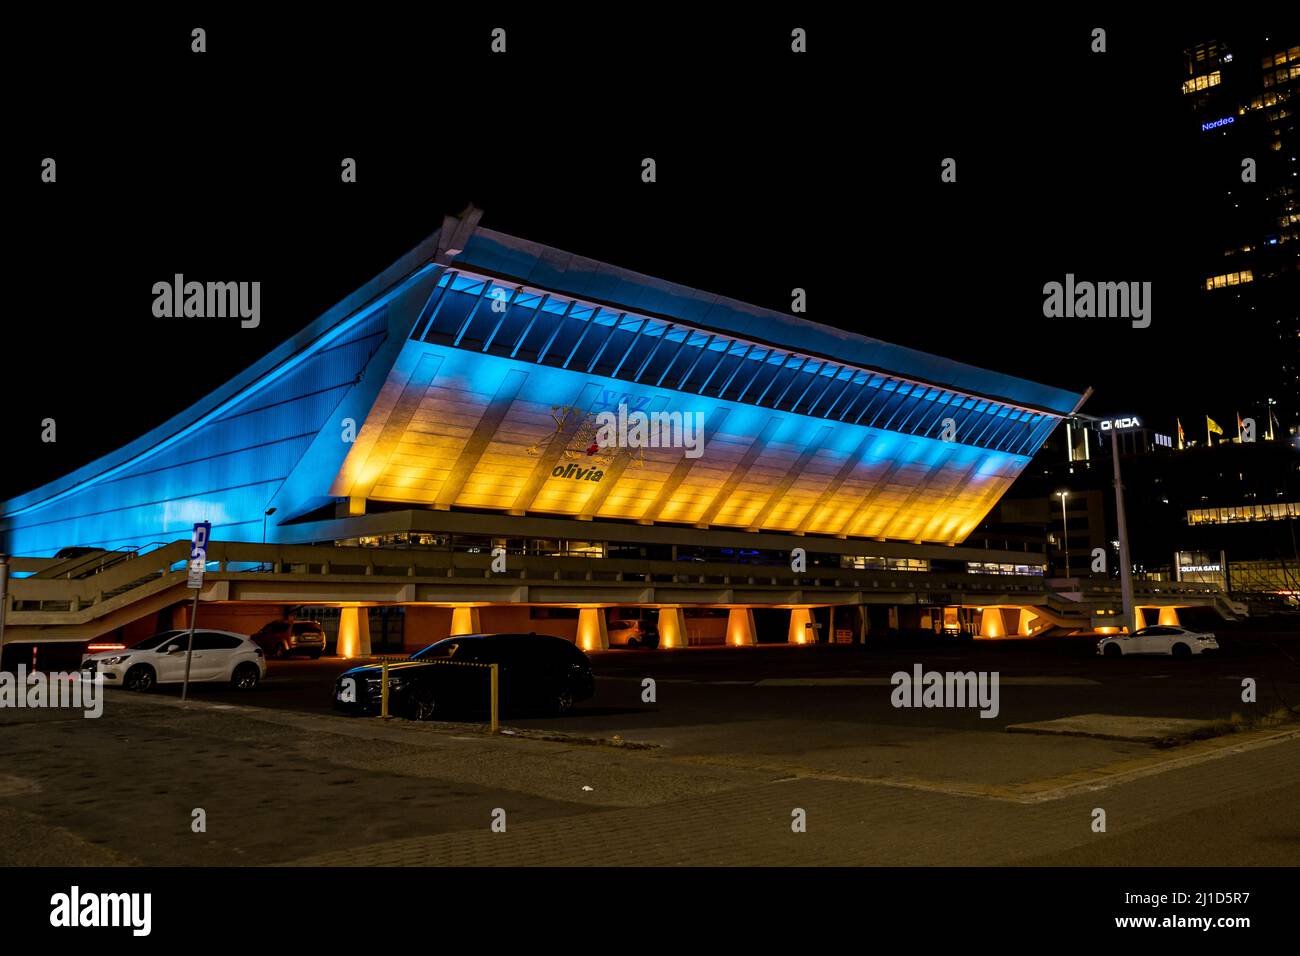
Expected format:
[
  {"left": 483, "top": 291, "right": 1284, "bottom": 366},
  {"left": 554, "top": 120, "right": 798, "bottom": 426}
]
[
  {"left": 788, "top": 607, "right": 814, "bottom": 644},
  {"left": 450, "top": 606, "right": 481, "bottom": 636},
  {"left": 337, "top": 605, "right": 372, "bottom": 659},
  {"left": 576, "top": 607, "right": 608, "bottom": 651},
  {"left": 725, "top": 607, "right": 756, "bottom": 646},
  {"left": 659, "top": 607, "right": 689, "bottom": 648}
]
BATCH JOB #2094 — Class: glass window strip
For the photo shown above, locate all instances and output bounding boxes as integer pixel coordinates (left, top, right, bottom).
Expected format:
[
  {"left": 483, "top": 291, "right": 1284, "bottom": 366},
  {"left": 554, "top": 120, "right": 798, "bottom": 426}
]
[
  {"left": 414, "top": 271, "right": 456, "bottom": 341},
  {"left": 807, "top": 366, "right": 853, "bottom": 416},
  {"left": 480, "top": 286, "right": 523, "bottom": 352},
  {"left": 821, "top": 369, "right": 860, "bottom": 418},
  {"left": 531, "top": 299, "right": 577, "bottom": 363},
  {"left": 733, "top": 348, "right": 774, "bottom": 402},
  {"left": 450, "top": 280, "right": 494, "bottom": 347},
  {"left": 771, "top": 356, "right": 815, "bottom": 408},
  {"left": 693, "top": 338, "right": 738, "bottom": 394},
  {"left": 714, "top": 342, "right": 757, "bottom": 397},
  {"left": 632, "top": 323, "right": 674, "bottom": 382},
  {"left": 426, "top": 274, "right": 1062, "bottom": 455},
  {"left": 580, "top": 312, "right": 626, "bottom": 373},
  {"left": 754, "top": 353, "right": 798, "bottom": 405},
  {"left": 852, "top": 376, "right": 898, "bottom": 426},
  {"left": 675, "top": 333, "right": 718, "bottom": 390},
  {"left": 610, "top": 317, "right": 650, "bottom": 378},
  {"left": 560, "top": 307, "right": 602, "bottom": 367},
  {"left": 835, "top": 377, "right": 876, "bottom": 422},
  {"left": 507, "top": 293, "right": 550, "bottom": 357},
  {"left": 655, "top": 326, "right": 697, "bottom": 388},
  {"left": 878, "top": 383, "right": 922, "bottom": 431},
  {"left": 967, "top": 404, "right": 1006, "bottom": 446}
]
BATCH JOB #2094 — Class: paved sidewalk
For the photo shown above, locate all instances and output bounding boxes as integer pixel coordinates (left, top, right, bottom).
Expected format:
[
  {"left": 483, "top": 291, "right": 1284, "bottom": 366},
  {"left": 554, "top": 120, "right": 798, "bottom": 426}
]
[
  {"left": 283, "top": 733, "right": 1300, "bottom": 866},
  {"left": 4, "top": 690, "right": 1298, "bottom": 867}
]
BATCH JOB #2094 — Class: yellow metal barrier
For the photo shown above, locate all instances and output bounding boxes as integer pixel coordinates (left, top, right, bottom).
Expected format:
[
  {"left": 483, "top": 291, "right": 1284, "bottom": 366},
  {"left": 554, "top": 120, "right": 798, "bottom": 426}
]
[{"left": 369, "top": 656, "right": 498, "bottom": 732}]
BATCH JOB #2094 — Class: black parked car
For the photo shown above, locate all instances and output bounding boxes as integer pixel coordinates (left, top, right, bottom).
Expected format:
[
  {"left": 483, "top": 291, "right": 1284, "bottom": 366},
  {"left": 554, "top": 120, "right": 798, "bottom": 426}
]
[
  {"left": 251, "top": 619, "right": 326, "bottom": 659},
  {"left": 332, "top": 633, "right": 595, "bottom": 720}
]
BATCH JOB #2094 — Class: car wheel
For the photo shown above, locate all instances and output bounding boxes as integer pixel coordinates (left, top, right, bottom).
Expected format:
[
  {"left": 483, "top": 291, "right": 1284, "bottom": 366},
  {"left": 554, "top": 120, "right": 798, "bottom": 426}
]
[
  {"left": 1103, "top": 643, "right": 1122, "bottom": 658},
  {"left": 232, "top": 663, "right": 261, "bottom": 690},
  {"left": 277, "top": 643, "right": 292, "bottom": 660},
  {"left": 626, "top": 637, "right": 640, "bottom": 649},
  {"left": 123, "top": 664, "right": 156, "bottom": 692},
  {"left": 1171, "top": 643, "right": 1191, "bottom": 658},
  {"left": 554, "top": 686, "right": 575, "bottom": 716},
  {"left": 405, "top": 686, "right": 437, "bottom": 721}
]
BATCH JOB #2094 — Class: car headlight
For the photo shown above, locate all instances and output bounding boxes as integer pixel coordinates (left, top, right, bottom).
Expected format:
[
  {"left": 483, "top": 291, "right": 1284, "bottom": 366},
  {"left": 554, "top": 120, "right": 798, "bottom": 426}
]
[{"left": 101, "top": 655, "right": 130, "bottom": 665}]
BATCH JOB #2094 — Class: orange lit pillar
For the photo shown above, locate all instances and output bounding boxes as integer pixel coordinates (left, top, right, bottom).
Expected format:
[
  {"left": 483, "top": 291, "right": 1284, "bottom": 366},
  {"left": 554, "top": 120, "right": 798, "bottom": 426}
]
[
  {"left": 450, "top": 606, "right": 481, "bottom": 636},
  {"left": 788, "top": 608, "right": 814, "bottom": 644},
  {"left": 1017, "top": 607, "right": 1039, "bottom": 637},
  {"left": 726, "top": 608, "right": 756, "bottom": 646},
  {"left": 576, "top": 608, "right": 609, "bottom": 651},
  {"left": 658, "top": 607, "right": 688, "bottom": 649},
  {"left": 979, "top": 607, "right": 1006, "bottom": 639},
  {"left": 337, "top": 605, "right": 372, "bottom": 659},
  {"left": 1157, "top": 606, "right": 1181, "bottom": 626},
  {"left": 1133, "top": 607, "right": 1148, "bottom": 632}
]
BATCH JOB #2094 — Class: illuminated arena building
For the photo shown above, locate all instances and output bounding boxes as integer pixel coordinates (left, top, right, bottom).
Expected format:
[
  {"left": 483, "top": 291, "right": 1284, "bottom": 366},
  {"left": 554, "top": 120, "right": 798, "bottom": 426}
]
[{"left": 7, "top": 209, "right": 1183, "bottom": 659}]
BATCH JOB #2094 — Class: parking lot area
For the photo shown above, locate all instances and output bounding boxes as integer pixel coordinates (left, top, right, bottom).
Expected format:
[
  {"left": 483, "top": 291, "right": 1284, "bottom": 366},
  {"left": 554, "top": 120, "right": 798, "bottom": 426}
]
[
  {"left": 3, "top": 630, "right": 1300, "bottom": 867},
  {"left": 133, "top": 632, "right": 1300, "bottom": 783}
]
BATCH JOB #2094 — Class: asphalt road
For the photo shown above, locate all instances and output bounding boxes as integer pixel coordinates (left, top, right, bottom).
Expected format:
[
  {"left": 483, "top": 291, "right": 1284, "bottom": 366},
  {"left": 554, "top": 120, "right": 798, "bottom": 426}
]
[
  {"left": 150, "top": 631, "right": 1300, "bottom": 736},
  {"left": 5, "top": 630, "right": 1300, "bottom": 867}
]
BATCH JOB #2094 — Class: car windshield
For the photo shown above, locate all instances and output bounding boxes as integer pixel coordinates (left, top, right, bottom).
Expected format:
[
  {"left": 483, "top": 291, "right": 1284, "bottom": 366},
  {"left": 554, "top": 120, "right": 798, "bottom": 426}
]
[
  {"left": 130, "top": 632, "right": 178, "bottom": 650},
  {"left": 411, "top": 640, "right": 465, "bottom": 660}
]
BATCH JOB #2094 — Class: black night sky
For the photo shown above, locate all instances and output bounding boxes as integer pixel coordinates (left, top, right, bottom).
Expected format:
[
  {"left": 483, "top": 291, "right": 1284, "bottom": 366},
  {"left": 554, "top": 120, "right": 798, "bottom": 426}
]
[{"left": 7, "top": 12, "right": 1293, "bottom": 501}]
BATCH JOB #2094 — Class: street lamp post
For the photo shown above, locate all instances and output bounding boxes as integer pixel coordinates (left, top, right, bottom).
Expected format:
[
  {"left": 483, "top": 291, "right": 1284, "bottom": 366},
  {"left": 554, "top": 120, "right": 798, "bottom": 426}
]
[
  {"left": 1110, "top": 433, "right": 1137, "bottom": 635},
  {"left": 1057, "top": 491, "right": 1071, "bottom": 578},
  {"left": 262, "top": 507, "right": 277, "bottom": 572}
]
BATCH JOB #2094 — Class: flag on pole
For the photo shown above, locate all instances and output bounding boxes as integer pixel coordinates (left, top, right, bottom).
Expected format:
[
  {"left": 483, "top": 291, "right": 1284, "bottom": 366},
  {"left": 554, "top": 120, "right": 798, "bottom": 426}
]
[
  {"left": 1207, "top": 416, "right": 1223, "bottom": 444},
  {"left": 1236, "top": 412, "right": 1243, "bottom": 442},
  {"left": 1176, "top": 418, "right": 1185, "bottom": 450}
]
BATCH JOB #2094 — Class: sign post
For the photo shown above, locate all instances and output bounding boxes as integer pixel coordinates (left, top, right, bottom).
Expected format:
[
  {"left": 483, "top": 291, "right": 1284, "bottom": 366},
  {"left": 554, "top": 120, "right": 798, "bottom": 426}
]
[{"left": 181, "top": 521, "right": 211, "bottom": 702}]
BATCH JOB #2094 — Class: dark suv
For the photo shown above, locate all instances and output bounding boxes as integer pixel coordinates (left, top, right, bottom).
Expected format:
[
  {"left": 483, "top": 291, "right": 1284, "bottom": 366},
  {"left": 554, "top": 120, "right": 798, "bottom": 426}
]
[
  {"left": 251, "top": 619, "right": 327, "bottom": 659},
  {"left": 333, "top": 633, "right": 595, "bottom": 720}
]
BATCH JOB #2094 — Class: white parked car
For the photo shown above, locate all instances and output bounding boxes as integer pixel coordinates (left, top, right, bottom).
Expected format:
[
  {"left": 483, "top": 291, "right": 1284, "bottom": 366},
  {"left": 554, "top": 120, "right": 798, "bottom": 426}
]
[
  {"left": 1097, "top": 625, "right": 1219, "bottom": 658},
  {"left": 81, "top": 629, "right": 266, "bottom": 691}
]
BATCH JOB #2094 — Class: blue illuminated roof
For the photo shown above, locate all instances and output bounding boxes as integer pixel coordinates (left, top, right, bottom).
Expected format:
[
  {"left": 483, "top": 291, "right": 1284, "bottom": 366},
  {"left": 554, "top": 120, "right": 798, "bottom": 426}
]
[
  {"left": 1, "top": 211, "right": 1087, "bottom": 558},
  {"left": 454, "top": 229, "right": 1084, "bottom": 417}
]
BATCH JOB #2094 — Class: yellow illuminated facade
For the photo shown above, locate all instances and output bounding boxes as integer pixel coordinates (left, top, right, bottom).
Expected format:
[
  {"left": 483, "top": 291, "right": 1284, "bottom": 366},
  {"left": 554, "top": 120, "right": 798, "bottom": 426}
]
[{"left": 329, "top": 338, "right": 1045, "bottom": 545}]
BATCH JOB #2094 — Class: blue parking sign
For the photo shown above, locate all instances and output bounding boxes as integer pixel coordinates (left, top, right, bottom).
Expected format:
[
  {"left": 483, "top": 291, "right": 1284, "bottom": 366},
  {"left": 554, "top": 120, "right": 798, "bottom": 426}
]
[{"left": 188, "top": 521, "right": 212, "bottom": 589}]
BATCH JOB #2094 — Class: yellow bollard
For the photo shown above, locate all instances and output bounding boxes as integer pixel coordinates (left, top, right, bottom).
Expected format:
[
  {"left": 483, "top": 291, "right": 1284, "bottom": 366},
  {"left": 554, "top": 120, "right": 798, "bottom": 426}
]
[
  {"left": 380, "top": 659, "right": 390, "bottom": 719},
  {"left": 489, "top": 663, "right": 499, "bottom": 734}
]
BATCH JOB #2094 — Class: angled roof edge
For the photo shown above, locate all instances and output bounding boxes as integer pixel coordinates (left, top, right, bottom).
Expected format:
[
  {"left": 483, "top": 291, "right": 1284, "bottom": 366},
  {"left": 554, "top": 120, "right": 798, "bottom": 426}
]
[
  {"left": 454, "top": 228, "right": 1083, "bottom": 416},
  {"left": 1, "top": 227, "right": 447, "bottom": 519}
]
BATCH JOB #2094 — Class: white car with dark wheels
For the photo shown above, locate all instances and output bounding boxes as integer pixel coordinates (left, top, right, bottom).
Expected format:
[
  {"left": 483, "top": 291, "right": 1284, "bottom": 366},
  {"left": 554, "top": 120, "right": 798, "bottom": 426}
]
[
  {"left": 81, "top": 629, "right": 266, "bottom": 691},
  {"left": 1097, "top": 625, "right": 1219, "bottom": 658}
]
